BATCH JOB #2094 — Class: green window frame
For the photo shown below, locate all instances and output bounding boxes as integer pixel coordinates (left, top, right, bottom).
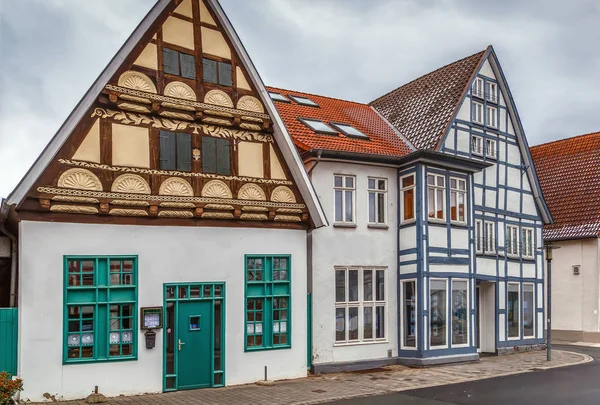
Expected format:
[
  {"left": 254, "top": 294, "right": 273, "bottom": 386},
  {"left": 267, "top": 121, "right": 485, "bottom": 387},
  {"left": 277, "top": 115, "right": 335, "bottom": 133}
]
[
  {"left": 63, "top": 256, "right": 138, "bottom": 364},
  {"left": 244, "top": 255, "right": 291, "bottom": 351}
]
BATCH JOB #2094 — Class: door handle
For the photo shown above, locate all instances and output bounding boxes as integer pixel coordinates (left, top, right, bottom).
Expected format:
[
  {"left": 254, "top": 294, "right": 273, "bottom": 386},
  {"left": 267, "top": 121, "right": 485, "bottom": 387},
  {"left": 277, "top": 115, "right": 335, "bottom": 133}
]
[{"left": 178, "top": 339, "right": 185, "bottom": 351}]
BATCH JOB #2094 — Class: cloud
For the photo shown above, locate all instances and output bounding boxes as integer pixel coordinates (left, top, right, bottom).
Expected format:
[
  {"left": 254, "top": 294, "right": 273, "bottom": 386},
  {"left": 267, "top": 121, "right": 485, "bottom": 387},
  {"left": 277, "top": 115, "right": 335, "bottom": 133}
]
[{"left": 0, "top": 0, "right": 598, "bottom": 197}]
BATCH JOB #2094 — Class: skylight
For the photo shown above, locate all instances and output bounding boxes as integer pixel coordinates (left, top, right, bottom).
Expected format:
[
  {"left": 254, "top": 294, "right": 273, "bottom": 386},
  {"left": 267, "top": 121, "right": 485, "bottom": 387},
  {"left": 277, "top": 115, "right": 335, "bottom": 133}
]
[
  {"left": 269, "top": 92, "right": 291, "bottom": 103},
  {"left": 330, "top": 123, "right": 369, "bottom": 139},
  {"left": 289, "top": 95, "right": 319, "bottom": 107},
  {"left": 298, "top": 118, "right": 337, "bottom": 135}
]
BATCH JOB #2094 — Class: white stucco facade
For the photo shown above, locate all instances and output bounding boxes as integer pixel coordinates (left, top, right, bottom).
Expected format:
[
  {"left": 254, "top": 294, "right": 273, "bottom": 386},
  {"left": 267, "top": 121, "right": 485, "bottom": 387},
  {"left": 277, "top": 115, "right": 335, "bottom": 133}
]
[
  {"left": 308, "top": 161, "right": 398, "bottom": 366},
  {"left": 18, "top": 220, "right": 308, "bottom": 401}
]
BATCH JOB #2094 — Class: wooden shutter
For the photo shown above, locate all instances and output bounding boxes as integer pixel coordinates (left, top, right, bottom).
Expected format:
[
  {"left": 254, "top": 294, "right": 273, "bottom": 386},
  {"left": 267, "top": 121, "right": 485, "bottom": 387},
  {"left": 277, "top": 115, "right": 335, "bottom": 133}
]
[
  {"left": 216, "top": 139, "right": 231, "bottom": 175},
  {"left": 218, "top": 62, "right": 233, "bottom": 87},
  {"left": 159, "top": 131, "right": 176, "bottom": 170},
  {"left": 202, "top": 58, "right": 218, "bottom": 84},
  {"left": 176, "top": 133, "right": 192, "bottom": 172},
  {"left": 180, "top": 53, "right": 196, "bottom": 80},
  {"left": 163, "top": 48, "right": 180, "bottom": 75},
  {"left": 202, "top": 137, "right": 217, "bottom": 173}
]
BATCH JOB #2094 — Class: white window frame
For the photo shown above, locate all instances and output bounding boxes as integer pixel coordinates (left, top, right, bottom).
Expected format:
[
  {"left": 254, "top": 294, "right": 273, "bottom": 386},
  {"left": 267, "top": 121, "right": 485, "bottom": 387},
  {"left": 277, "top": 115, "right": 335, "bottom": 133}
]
[
  {"left": 522, "top": 227, "right": 535, "bottom": 259},
  {"left": 427, "top": 174, "right": 446, "bottom": 222},
  {"left": 523, "top": 283, "right": 535, "bottom": 339},
  {"left": 486, "top": 81, "right": 498, "bottom": 103},
  {"left": 475, "top": 220, "right": 496, "bottom": 255},
  {"left": 486, "top": 105, "right": 498, "bottom": 128},
  {"left": 507, "top": 282, "right": 521, "bottom": 340},
  {"left": 334, "top": 267, "right": 387, "bottom": 345},
  {"left": 368, "top": 177, "right": 387, "bottom": 226},
  {"left": 449, "top": 177, "right": 467, "bottom": 224},
  {"left": 400, "top": 174, "right": 416, "bottom": 224},
  {"left": 400, "top": 279, "right": 417, "bottom": 350},
  {"left": 429, "top": 278, "right": 449, "bottom": 349},
  {"left": 473, "top": 101, "right": 484, "bottom": 125},
  {"left": 472, "top": 77, "right": 484, "bottom": 99},
  {"left": 506, "top": 224, "right": 520, "bottom": 257},
  {"left": 472, "top": 135, "right": 483, "bottom": 156},
  {"left": 334, "top": 175, "right": 356, "bottom": 225},
  {"left": 486, "top": 138, "right": 497, "bottom": 159},
  {"left": 451, "top": 278, "right": 470, "bottom": 348}
]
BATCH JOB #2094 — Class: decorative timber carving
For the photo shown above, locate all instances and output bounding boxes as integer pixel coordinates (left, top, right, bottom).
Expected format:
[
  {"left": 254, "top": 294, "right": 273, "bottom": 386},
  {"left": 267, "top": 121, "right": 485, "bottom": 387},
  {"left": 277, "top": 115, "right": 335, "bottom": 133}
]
[
  {"left": 111, "top": 174, "right": 151, "bottom": 194},
  {"left": 118, "top": 71, "right": 157, "bottom": 94},
  {"left": 50, "top": 205, "right": 99, "bottom": 215},
  {"left": 201, "top": 212, "right": 234, "bottom": 220},
  {"left": 240, "top": 213, "right": 268, "bottom": 221},
  {"left": 109, "top": 209, "right": 148, "bottom": 217},
  {"left": 237, "top": 96, "right": 264, "bottom": 113},
  {"left": 159, "top": 111, "right": 195, "bottom": 121},
  {"left": 201, "top": 180, "right": 232, "bottom": 199},
  {"left": 111, "top": 200, "right": 149, "bottom": 207},
  {"left": 52, "top": 195, "right": 99, "bottom": 204},
  {"left": 202, "top": 117, "right": 232, "bottom": 126},
  {"left": 118, "top": 102, "right": 151, "bottom": 113},
  {"left": 237, "top": 183, "right": 266, "bottom": 201},
  {"left": 204, "top": 204, "right": 234, "bottom": 210},
  {"left": 159, "top": 178, "right": 194, "bottom": 196},
  {"left": 274, "top": 215, "right": 301, "bottom": 222},
  {"left": 119, "top": 94, "right": 151, "bottom": 104},
  {"left": 242, "top": 206, "right": 269, "bottom": 212},
  {"left": 160, "top": 202, "right": 196, "bottom": 208},
  {"left": 276, "top": 208, "right": 303, "bottom": 214},
  {"left": 204, "top": 90, "right": 233, "bottom": 107},
  {"left": 271, "top": 186, "right": 296, "bottom": 203},
  {"left": 158, "top": 210, "right": 194, "bottom": 218},
  {"left": 205, "top": 109, "right": 234, "bottom": 118},
  {"left": 240, "top": 123, "right": 262, "bottom": 131},
  {"left": 163, "top": 81, "right": 197, "bottom": 101},
  {"left": 58, "top": 168, "right": 103, "bottom": 191}
]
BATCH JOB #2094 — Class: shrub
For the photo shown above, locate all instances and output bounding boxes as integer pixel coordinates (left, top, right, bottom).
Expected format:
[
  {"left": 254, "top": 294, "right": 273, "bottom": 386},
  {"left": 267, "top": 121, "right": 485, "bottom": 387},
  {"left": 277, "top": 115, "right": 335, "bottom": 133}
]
[{"left": 0, "top": 372, "right": 23, "bottom": 405}]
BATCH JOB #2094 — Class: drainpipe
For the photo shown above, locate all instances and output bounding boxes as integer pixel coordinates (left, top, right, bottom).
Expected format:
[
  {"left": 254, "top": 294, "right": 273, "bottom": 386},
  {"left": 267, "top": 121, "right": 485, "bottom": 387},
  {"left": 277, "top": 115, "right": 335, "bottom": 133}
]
[
  {"left": 307, "top": 150, "right": 323, "bottom": 176},
  {"left": 0, "top": 202, "right": 17, "bottom": 308}
]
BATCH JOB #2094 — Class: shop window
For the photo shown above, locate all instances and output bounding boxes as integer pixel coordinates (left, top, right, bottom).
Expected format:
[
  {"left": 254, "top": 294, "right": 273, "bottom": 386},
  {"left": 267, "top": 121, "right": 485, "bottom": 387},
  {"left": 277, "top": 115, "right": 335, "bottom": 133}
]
[
  {"left": 65, "top": 256, "right": 137, "bottom": 363},
  {"left": 202, "top": 136, "right": 230, "bottom": 175},
  {"left": 401, "top": 280, "right": 416, "bottom": 348},
  {"left": 427, "top": 174, "right": 445, "bottom": 221},
  {"left": 334, "top": 175, "right": 355, "bottom": 224},
  {"left": 245, "top": 256, "right": 291, "bottom": 351},
  {"left": 430, "top": 279, "right": 447, "bottom": 348},
  {"left": 368, "top": 178, "right": 387, "bottom": 225},
  {"left": 400, "top": 174, "right": 415, "bottom": 223},
  {"left": 451, "top": 279, "right": 469, "bottom": 346},
  {"left": 450, "top": 177, "right": 466, "bottom": 224},
  {"left": 523, "top": 284, "right": 535, "bottom": 338},
  {"left": 335, "top": 267, "right": 386, "bottom": 344},
  {"left": 163, "top": 48, "right": 196, "bottom": 79},
  {"left": 507, "top": 283, "right": 520, "bottom": 339},
  {"left": 159, "top": 131, "right": 192, "bottom": 172},
  {"left": 202, "top": 58, "right": 233, "bottom": 87}
]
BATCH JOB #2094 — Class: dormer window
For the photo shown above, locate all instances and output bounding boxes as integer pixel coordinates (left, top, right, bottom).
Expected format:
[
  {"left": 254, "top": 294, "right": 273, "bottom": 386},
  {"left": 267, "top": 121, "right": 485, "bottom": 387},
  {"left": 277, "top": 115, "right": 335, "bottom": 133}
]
[
  {"left": 486, "top": 82, "right": 498, "bottom": 103},
  {"left": 472, "top": 77, "right": 484, "bottom": 99}
]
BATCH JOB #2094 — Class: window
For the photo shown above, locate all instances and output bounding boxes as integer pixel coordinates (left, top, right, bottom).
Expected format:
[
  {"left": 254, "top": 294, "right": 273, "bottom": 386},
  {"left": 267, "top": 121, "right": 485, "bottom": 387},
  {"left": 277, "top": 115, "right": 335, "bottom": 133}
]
[
  {"left": 450, "top": 177, "right": 466, "bottom": 223},
  {"left": 523, "top": 284, "right": 535, "bottom": 338},
  {"left": 486, "top": 139, "right": 497, "bottom": 159},
  {"left": 506, "top": 225, "right": 519, "bottom": 256},
  {"left": 64, "top": 257, "right": 137, "bottom": 363},
  {"left": 202, "top": 137, "right": 230, "bottom": 175},
  {"left": 401, "top": 280, "right": 416, "bottom": 348},
  {"left": 368, "top": 178, "right": 387, "bottom": 225},
  {"left": 486, "top": 81, "right": 498, "bottom": 103},
  {"left": 507, "top": 283, "right": 520, "bottom": 339},
  {"left": 522, "top": 227, "right": 534, "bottom": 259},
  {"left": 476, "top": 220, "right": 496, "bottom": 254},
  {"left": 202, "top": 58, "right": 232, "bottom": 86},
  {"left": 335, "top": 267, "right": 386, "bottom": 343},
  {"left": 487, "top": 105, "right": 498, "bottom": 128},
  {"left": 330, "top": 123, "right": 369, "bottom": 139},
  {"left": 159, "top": 131, "right": 192, "bottom": 172},
  {"left": 472, "top": 135, "right": 483, "bottom": 156},
  {"left": 451, "top": 279, "right": 469, "bottom": 346},
  {"left": 289, "top": 95, "right": 319, "bottom": 107},
  {"left": 334, "top": 175, "right": 355, "bottom": 224},
  {"left": 163, "top": 48, "right": 196, "bottom": 79},
  {"left": 427, "top": 174, "right": 445, "bottom": 221},
  {"left": 245, "top": 256, "right": 291, "bottom": 350},
  {"left": 473, "top": 102, "right": 484, "bottom": 125},
  {"left": 298, "top": 118, "right": 337, "bottom": 135},
  {"left": 430, "top": 279, "right": 447, "bottom": 347},
  {"left": 472, "top": 77, "right": 484, "bottom": 99},
  {"left": 269, "top": 92, "right": 290, "bottom": 103},
  {"left": 401, "top": 174, "right": 415, "bottom": 223}
]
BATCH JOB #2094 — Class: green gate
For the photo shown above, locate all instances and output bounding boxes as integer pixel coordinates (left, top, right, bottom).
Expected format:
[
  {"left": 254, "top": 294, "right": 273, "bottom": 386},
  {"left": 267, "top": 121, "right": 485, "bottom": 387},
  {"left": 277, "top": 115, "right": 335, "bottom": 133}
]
[{"left": 0, "top": 308, "right": 18, "bottom": 376}]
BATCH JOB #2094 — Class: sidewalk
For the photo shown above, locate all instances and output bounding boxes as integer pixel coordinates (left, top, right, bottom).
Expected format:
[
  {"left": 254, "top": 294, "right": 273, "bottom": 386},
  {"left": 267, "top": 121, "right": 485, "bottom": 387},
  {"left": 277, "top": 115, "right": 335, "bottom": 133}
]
[{"left": 31, "top": 349, "right": 591, "bottom": 405}]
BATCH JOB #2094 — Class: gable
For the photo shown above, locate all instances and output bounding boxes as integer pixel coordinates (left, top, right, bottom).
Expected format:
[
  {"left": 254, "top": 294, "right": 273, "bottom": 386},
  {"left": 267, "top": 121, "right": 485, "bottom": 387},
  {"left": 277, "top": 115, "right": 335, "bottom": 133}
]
[{"left": 7, "top": 0, "right": 326, "bottom": 229}]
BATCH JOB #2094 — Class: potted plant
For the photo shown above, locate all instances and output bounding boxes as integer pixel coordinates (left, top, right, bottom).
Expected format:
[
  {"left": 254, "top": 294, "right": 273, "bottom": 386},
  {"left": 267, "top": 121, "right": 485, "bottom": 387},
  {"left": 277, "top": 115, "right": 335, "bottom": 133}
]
[{"left": 0, "top": 372, "right": 23, "bottom": 405}]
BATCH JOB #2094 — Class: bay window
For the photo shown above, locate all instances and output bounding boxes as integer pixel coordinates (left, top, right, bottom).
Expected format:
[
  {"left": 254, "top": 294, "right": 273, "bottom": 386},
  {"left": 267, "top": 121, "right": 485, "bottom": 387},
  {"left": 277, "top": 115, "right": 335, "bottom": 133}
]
[
  {"left": 401, "top": 280, "right": 417, "bottom": 348},
  {"left": 450, "top": 177, "right": 466, "bottom": 223},
  {"left": 427, "top": 174, "right": 445, "bottom": 221},
  {"left": 400, "top": 174, "right": 415, "bottom": 223},
  {"left": 430, "top": 279, "right": 447, "bottom": 347},
  {"left": 451, "top": 279, "right": 469, "bottom": 346}
]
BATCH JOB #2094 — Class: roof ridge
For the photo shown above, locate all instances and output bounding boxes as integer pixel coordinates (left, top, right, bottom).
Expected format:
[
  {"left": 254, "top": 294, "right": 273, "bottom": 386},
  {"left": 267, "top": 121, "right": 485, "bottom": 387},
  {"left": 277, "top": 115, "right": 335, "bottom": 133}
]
[
  {"left": 369, "top": 48, "right": 487, "bottom": 106},
  {"left": 531, "top": 131, "right": 600, "bottom": 149},
  {"left": 266, "top": 85, "right": 367, "bottom": 107}
]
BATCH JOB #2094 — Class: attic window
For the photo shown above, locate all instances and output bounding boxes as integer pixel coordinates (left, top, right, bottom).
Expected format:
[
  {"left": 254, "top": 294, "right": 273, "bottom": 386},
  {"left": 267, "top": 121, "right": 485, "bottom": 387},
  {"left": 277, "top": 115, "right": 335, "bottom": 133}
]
[
  {"left": 330, "top": 123, "right": 369, "bottom": 139},
  {"left": 289, "top": 95, "right": 319, "bottom": 107},
  {"left": 298, "top": 118, "right": 337, "bottom": 135},
  {"left": 269, "top": 92, "right": 291, "bottom": 103}
]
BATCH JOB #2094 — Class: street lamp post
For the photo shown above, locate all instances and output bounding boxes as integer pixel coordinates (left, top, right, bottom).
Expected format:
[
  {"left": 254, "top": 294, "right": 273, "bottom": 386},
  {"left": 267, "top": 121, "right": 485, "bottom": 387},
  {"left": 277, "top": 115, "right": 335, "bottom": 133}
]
[{"left": 544, "top": 242, "right": 559, "bottom": 362}]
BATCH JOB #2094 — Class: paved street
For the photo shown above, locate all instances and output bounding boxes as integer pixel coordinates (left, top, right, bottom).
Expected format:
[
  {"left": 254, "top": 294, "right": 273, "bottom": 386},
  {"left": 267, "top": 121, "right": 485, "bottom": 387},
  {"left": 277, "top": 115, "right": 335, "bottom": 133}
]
[{"left": 326, "top": 345, "right": 600, "bottom": 405}]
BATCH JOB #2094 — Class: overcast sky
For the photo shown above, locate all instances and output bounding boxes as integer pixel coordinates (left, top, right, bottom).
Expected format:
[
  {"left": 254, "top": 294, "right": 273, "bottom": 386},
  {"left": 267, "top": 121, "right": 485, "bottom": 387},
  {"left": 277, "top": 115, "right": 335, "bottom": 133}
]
[{"left": 1, "top": 0, "right": 599, "bottom": 197}]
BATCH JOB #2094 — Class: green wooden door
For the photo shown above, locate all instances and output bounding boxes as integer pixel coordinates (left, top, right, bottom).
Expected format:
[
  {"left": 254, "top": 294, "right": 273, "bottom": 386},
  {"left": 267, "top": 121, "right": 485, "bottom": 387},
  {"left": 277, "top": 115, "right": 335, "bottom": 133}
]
[
  {"left": 177, "top": 301, "right": 212, "bottom": 390},
  {"left": 0, "top": 308, "right": 18, "bottom": 376}
]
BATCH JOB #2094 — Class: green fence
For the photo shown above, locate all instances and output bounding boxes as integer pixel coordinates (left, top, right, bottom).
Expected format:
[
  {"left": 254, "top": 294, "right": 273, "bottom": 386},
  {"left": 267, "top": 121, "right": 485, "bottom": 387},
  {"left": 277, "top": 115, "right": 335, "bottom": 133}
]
[{"left": 0, "top": 308, "right": 18, "bottom": 376}]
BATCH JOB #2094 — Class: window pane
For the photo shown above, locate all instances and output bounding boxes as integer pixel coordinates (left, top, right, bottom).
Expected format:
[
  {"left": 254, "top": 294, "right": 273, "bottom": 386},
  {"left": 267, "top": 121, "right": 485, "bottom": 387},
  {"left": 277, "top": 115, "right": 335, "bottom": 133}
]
[
  {"left": 403, "top": 281, "right": 416, "bottom": 347},
  {"left": 458, "top": 192, "right": 465, "bottom": 222},
  {"left": 377, "top": 193, "right": 385, "bottom": 223},
  {"left": 375, "top": 306, "right": 385, "bottom": 339},
  {"left": 523, "top": 284, "right": 534, "bottom": 337},
  {"left": 430, "top": 280, "right": 447, "bottom": 347},
  {"left": 363, "top": 307, "right": 373, "bottom": 339},
  {"left": 348, "top": 307, "right": 359, "bottom": 340},
  {"left": 428, "top": 187, "right": 435, "bottom": 218},
  {"left": 334, "top": 190, "right": 343, "bottom": 222},
  {"left": 436, "top": 189, "right": 444, "bottom": 219},
  {"left": 427, "top": 175, "right": 434, "bottom": 185},
  {"left": 335, "top": 270, "right": 345, "bottom": 302},
  {"left": 377, "top": 179, "right": 386, "bottom": 190},
  {"left": 335, "top": 308, "right": 346, "bottom": 342},
  {"left": 508, "top": 284, "right": 520, "bottom": 338},
  {"left": 452, "top": 280, "right": 468, "bottom": 345},
  {"left": 348, "top": 270, "right": 358, "bottom": 301},
  {"left": 403, "top": 188, "right": 414, "bottom": 221},
  {"left": 402, "top": 175, "right": 414, "bottom": 188},
  {"left": 368, "top": 178, "right": 375, "bottom": 189},
  {"left": 375, "top": 270, "right": 385, "bottom": 301},
  {"left": 202, "top": 58, "right": 217, "bottom": 84},
  {"left": 450, "top": 191, "right": 457, "bottom": 221},
  {"left": 334, "top": 176, "right": 343, "bottom": 187},
  {"left": 363, "top": 270, "right": 373, "bottom": 301},
  {"left": 345, "top": 177, "right": 354, "bottom": 188},
  {"left": 344, "top": 190, "right": 353, "bottom": 222},
  {"left": 368, "top": 192, "right": 376, "bottom": 223}
]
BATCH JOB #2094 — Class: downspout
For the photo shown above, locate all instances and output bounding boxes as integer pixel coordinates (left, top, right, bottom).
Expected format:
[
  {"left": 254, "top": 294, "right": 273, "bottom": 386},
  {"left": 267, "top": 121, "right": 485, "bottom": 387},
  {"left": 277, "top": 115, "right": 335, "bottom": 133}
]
[
  {"left": 306, "top": 149, "right": 321, "bottom": 370},
  {"left": 307, "top": 150, "right": 323, "bottom": 175},
  {"left": 0, "top": 203, "right": 17, "bottom": 308}
]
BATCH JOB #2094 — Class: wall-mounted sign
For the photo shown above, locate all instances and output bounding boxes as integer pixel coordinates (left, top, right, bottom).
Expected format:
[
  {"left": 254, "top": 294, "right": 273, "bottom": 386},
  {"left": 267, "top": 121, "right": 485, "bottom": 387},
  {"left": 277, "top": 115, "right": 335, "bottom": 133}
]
[{"left": 141, "top": 307, "right": 163, "bottom": 330}]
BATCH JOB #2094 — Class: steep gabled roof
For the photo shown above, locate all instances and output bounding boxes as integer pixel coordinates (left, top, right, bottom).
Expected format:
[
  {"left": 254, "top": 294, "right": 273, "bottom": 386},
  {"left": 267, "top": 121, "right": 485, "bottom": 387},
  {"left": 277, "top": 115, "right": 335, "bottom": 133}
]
[
  {"left": 530, "top": 132, "right": 600, "bottom": 240},
  {"left": 267, "top": 86, "right": 413, "bottom": 158},
  {"left": 370, "top": 49, "right": 487, "bottom": 150}
]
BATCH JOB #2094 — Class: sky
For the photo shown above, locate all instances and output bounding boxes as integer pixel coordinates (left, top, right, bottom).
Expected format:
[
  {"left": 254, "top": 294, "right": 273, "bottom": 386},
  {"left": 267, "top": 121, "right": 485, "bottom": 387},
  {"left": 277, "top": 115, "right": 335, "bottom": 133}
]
[{"left": 0, "top": 0, "right": 599, "bottom": 197}]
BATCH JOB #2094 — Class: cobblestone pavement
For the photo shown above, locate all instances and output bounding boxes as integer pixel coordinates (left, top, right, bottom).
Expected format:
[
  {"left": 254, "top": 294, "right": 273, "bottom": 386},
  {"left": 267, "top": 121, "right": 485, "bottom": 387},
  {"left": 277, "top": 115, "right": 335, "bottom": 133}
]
[{"left": 32, "top": 349, "right": 591, "bottom": 405}]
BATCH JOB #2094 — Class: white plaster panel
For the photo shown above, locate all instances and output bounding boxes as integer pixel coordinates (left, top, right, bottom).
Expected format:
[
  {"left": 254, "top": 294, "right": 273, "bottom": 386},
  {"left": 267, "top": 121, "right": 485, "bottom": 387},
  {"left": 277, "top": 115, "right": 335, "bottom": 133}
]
[
  {"left": 444, "top": 134, "right": 454, "bottom": 150},
  {"left": 0, "top": 236, "right": 10, "bottom": 258},
  {"left": 429, "top": 252, "right": 447, "bottom": 257},
  {"left": 537, "top": 255, "right": 544, "bottom": 279},
  {"left": 18, "top": 221, "right": 309, "bottom": 401},
  {"left": 474, "top": 187, "right": 483, "bottom": 207},
  {"left": 507, "top": 167, "right": 521, "bottom": 189},
  {"left": 522, "top": 263, "right": 536, "bottom": 279},
  {"left": 506, "top": 190, "right": 520, "bottom": 213},
  {"left": 499, "top": 108, "right": 507, "bottom": 133},
  {"left": 497, "top": 225, "right": 505, "bottom": 252},
  {"left": 476, "top": 257, "right": 496, "bottom": 277},
  {"left": 133, "top": 43, "right": 158, "bottom": 71},
  {"left": 400, "top": 253, "right": 417, "bottom": 262},
  {"left": 498, "top": 188, "right": 505, "bottom": 211},
  {"left": 498, "top": 139, "right": 507, "bottom": 162},
  {"left": 162, "top": 17, "right": 195, "bottom": 50},
  {"left": 201, "top": 27, "right": 232, "bottom": 59},
  {"left": 537, "top": 284, "right": 543, "bottom": 308},
  {"left": 450, "top": 228, "right": 468, "bottom": 250},
  {"left": 428, "top": 226, "right": 448, "bottom": 249},
  {"left": 522, "top": 194, "right": 537, "bottom": 216},
  {"left": 473, "top": 171, "right": 483, "bottom": 186},
  {"left": 72, "top": 119, "right": 100, "bottom": 163},
  {"left": 498, "top": 166, "right": 506, "bottom": 186},
  {"left": 507, "top": 261, "right": 520, "bottom": 278},
  {"left": 456, "top": 100, "right": 471, "bottom": 122},
  {"left": 507, "top": 119, "right": 516, "bottom": 136},
  {"left": 456, "top": 128, "right": 470, "bottom": 153},
  {"left": 498, "top": 313, "right": 506, "bottom": 341},
  {"left": 507, "top": 144, "right": 521, "bottom": 165},
  {"left": 400, "top": 263, "right": 418, "bottom": 274},
  {"left": 498, "top": 282, "right": 505, "bottom": 310},
  {"left": 400, "top": 226, "right": 417, "bottom": 250},
  {"left": 484, "top": 189, "right": 496, "bottom": 209},
  {"left": 522, "top": 174, "right": 532, "bottom": 192},
  {"left": 479, "top": 59, "right": 495, "bottom": 79},
  {"left": 537, "top": 313, "right": 544, "bottom": 338},
  {"left": 430, "top": 264, "right": 468, "bottom": 273},
  {"left": 485, "top": 165, "right": 497, "bottom": 187}
]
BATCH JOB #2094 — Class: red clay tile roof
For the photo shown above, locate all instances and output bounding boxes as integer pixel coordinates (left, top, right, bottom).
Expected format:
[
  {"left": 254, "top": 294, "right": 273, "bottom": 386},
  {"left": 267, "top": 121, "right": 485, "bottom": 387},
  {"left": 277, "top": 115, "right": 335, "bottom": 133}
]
[
  {"left": 370, "top": 49, "right": 487, "bottom": 151},
  {"left": 530, "top": 132, "right": 600, "bottom": 241},
  {"left": 267, "top": 86, "right": 413, "bottom": 158}
]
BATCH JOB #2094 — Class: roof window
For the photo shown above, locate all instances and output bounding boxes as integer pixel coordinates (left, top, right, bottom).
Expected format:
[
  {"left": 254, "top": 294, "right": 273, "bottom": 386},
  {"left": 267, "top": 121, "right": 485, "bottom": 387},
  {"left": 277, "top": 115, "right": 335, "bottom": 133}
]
[
  {"left": 269, "top": 92, "right": 291, "bottom": 103},
  {"left": 289, "top": 95, "right": 319, "bottom": 107},
  {"left": 298, "top": 118, "right": 337, "bottom": 135},
  {"left": 330, "top": 123, "right": 369, "bottom": 139}
]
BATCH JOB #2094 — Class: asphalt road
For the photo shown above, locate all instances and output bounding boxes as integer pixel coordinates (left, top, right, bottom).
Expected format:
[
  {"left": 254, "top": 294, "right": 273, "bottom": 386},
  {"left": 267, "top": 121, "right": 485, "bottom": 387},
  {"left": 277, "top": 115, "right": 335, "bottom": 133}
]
[{"left": 325, "top": 345, "right": 600, "bottom": 405}]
